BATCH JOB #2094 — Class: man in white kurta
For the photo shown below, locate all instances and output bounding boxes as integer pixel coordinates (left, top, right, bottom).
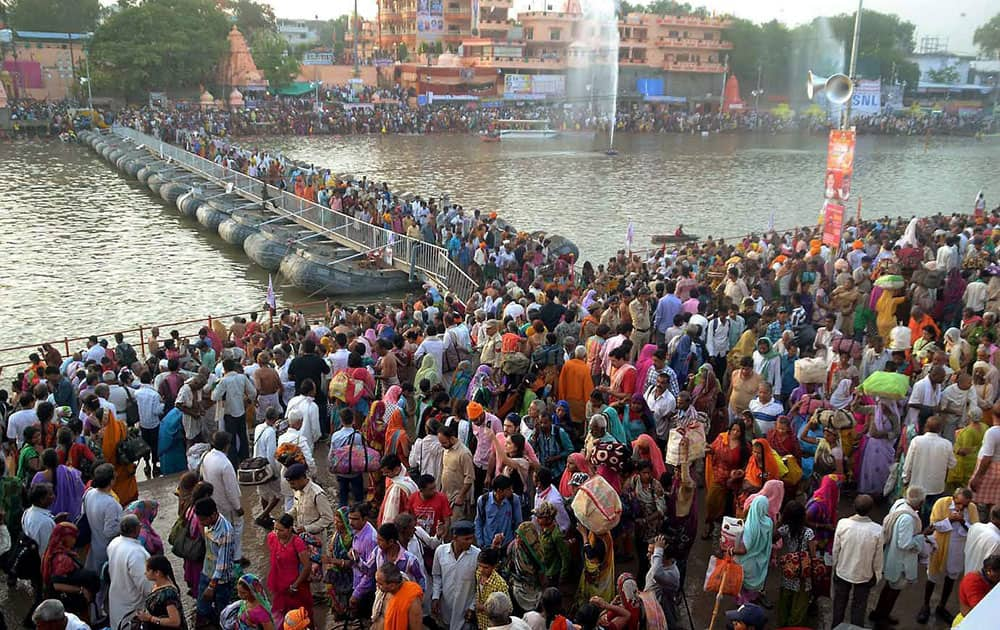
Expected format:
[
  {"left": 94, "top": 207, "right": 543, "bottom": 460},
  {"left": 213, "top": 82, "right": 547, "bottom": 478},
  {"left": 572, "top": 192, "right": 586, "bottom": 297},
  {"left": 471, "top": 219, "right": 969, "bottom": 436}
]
[
  {"left": 432, "top": 521, "right": 480, "bottom": 629},
  {"left": 200, "top": 432, "right": 245, "bottom": 558},
  {"left": 285, "top": 393, "right": 320, "bottom": 451},
  {"left": 107, "top": 515, "right": 151, "bottom": 630},
  {"left": 965, "top": 506, "right": 1000, "bottom": 575}
]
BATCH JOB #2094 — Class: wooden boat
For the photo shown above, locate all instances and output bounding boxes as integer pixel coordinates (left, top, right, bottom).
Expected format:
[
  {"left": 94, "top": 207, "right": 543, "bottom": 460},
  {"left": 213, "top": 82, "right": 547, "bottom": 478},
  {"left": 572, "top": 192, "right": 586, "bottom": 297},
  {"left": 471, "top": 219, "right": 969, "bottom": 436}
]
[{"left": 651, "top": 233, "right": 700, "bottom": 245}]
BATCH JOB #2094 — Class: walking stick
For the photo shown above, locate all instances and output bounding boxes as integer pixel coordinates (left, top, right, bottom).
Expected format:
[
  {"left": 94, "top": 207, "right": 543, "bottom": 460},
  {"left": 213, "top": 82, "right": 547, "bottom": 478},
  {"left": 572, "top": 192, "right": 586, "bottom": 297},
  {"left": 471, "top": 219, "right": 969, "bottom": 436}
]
[{"left": 708, "top": 562, "right": 729, "bottom": 630}]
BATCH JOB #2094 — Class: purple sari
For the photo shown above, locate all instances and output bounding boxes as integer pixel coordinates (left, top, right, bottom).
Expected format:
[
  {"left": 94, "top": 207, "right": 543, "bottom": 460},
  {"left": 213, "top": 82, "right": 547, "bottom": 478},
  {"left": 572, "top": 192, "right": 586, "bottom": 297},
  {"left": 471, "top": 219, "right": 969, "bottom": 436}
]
[
  {"left": 857, "top": 401, "right": 898, "bottom": 496},
  {"left": 32, "top": 465, "right": 85, "bottom": 521}
]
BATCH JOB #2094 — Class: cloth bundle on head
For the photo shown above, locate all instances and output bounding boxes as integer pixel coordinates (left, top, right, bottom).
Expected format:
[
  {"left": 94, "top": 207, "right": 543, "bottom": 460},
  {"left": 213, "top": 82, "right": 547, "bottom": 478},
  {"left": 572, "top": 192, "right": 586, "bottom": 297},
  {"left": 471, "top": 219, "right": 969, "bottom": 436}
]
[
  {"left": 467, "top": 400, "right": 484, "bottom": 420},
  {"left": 283, "top": 608, "right": 310, "bottom": 630}
]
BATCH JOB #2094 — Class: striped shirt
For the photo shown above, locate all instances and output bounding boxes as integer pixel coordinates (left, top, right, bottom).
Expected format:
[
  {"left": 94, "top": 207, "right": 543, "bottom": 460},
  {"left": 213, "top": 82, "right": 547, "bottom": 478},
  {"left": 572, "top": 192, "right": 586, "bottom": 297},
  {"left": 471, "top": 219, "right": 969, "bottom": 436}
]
[{"left": 202, "top": 514, "right": 237, "bottom": 583}]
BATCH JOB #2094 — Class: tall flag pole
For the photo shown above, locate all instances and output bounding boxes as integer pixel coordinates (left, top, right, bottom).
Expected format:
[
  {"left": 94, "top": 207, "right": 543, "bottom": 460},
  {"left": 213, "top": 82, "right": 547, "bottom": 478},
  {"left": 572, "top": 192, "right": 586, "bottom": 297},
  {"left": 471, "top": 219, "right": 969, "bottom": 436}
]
[{"left": 625, "top": 218, "right": 634, "bottom": 256}]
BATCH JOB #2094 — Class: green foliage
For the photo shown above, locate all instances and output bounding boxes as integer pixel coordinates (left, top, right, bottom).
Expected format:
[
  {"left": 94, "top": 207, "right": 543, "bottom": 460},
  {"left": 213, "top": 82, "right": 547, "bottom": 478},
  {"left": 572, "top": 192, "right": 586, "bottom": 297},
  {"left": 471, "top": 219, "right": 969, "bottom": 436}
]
[
  {"left": 88, "top": 0, "right": 229, "bottom": 99},
  {"left": 927, "top": 65, "right": 961, "bottom": 84},
  {"left": 250, "top": 31, "right": 300, "bottom": 89},
  {"left": 826, "top": 9, "right": 917, "bottom": 85},
  {"left": 974, "top": 13, "right": 1000, "bottom": 58},
  {"left": 232, "top": 0, "right": 276, "bottom": 40},
  {"left": 396, "top": 42, "right": 409, "bottom": 62},
  {"left": 7, "top": 0, "right": 100, "bottom": 33}
]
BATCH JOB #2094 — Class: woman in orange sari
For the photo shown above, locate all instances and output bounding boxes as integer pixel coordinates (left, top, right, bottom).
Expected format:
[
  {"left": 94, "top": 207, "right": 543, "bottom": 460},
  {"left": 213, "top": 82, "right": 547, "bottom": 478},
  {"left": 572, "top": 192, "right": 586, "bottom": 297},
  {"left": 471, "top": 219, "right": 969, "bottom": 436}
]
[
  {"left": 739, "top": 438, "right": 784, "bottom": 510},
  {"left": 383, "top": 386, "right": 410, "bottom": 463},
  {"left": 101, "top": 408, "right": 138, "bottom": 505},
  {"left": 703, "top": 422, "right": 749, "bottom": 539}
]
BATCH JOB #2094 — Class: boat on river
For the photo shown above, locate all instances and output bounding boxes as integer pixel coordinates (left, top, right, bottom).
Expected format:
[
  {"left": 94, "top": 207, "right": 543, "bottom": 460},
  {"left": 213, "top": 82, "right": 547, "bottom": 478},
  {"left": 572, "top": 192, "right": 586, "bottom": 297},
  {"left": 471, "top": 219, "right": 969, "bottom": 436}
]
[
  {"left": 496, "top": 119, "right": 559, "bottom": 140},
  {"left": 651, "top": 233, "right": 700, "bottom": 245}
]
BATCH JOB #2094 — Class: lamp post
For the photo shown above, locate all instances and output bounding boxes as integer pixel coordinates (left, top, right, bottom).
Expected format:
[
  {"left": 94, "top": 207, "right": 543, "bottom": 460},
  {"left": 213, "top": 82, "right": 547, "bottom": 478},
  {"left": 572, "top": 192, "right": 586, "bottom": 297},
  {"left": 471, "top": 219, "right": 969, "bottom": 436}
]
[
  {"left": 83, "top": 32, "right": 93, "bottom": 110},
  {"left": 353, "top": 0, "right": 360, "bottom": 78},
  {"left": 843, "top": 0, "right": 863, "bottom": 129}
]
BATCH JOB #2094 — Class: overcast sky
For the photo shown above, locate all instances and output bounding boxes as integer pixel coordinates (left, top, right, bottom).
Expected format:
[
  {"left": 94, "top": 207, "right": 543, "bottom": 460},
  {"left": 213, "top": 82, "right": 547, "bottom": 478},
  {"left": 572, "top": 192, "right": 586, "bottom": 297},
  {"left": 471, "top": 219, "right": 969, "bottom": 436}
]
[{"left": 264, "top": 0, "right": 996, "bottom": 54}]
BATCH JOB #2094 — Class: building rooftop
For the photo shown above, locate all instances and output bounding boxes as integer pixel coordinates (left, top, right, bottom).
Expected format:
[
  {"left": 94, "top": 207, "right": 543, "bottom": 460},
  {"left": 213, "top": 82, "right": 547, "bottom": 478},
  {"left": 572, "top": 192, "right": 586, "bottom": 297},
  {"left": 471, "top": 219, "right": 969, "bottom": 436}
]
[{"left": 12, "top": 30, "right": 91, "bottom": 41}]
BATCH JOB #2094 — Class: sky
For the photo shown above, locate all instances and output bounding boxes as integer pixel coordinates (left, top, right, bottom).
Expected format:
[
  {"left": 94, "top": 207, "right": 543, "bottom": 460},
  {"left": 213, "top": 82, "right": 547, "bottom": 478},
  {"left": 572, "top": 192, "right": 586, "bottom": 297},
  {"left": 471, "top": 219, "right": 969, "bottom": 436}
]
[{"left": 264, "top": 0, "right": 997, "bottom": 54}]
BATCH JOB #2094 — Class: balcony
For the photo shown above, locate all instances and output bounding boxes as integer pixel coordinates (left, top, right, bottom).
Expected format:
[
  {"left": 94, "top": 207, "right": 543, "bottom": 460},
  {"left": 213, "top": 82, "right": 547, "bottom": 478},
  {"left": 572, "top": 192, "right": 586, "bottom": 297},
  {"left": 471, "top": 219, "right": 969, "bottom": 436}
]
[
  {"left": 445, "top": 9, "right": 472, "bottom": 17},
  {"left": 619, "top": 57, "right": 652, "bottom": 66},
  {"left": 655, "top": 15, "right": 733, "bottom": 28},
  {"left": 663, "top": 61, "right": 727, "bottom": 73},
  {"left": 655, "top": 37, "right": 733, "bottom": 50},
  {"left": 466, "top": 56, "right": 566, "bottom": 70},
  {"left": 481, "top": 0, "right": 513, "bottom": 6}
]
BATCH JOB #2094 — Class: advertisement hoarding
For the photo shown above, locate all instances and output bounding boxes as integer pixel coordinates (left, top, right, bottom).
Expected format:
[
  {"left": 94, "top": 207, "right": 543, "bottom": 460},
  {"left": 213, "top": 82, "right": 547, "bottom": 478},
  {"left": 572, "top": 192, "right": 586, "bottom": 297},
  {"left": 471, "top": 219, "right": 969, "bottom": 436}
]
[
  {"left": 822, "top": 202, "right": 845, "bottom": 247},
  {"left": 503, "top": 74, "right": 566, "bottom": 98},
  {"left": 851, "top": 79, "right": 881, "bottom": 115},
  {"left": 825, "top": 129, "right": 855, "bottom": 203},
  {"left": 417, "top": 0, "right": 444, "bottom": 41}
]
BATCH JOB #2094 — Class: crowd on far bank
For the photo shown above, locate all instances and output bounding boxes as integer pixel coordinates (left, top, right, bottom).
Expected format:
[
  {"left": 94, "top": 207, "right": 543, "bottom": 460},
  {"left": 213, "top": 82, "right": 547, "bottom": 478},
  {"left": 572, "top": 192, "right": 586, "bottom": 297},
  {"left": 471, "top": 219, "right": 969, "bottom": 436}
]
[
  {"left": 4, "top": 194, "right": 1000, "bottom": 630},
  {"left": 4, "top": 88, "right": 995, "bottom": 139}
]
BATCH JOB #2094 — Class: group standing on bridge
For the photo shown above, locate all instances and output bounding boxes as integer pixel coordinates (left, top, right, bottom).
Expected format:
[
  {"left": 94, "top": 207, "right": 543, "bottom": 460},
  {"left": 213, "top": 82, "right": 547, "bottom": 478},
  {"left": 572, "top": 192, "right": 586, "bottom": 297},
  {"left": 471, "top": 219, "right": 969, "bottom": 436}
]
[{"left": 5, "top": 196, "right": 1000, "bottom": 630}]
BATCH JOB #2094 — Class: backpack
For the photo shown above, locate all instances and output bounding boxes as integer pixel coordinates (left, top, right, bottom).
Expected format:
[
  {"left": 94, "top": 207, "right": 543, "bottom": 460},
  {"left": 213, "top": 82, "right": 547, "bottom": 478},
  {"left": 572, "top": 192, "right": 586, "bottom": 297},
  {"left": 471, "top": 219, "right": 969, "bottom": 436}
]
[
  {"left": 329, "top": 370, "right": 364, "bottom": 406},
  {"left": 117, "top": 343, "right": 138, "bottom": 368},
  {"left": 117, "top": 428, "right": 151, "bottom": 464},
  {"left": 501, "top": 351, "right": 530, "bottom": 376},
  {"left": 124, "top": 387, "right": 140, "bottom": 426},
  {"left": 441, "top": 330, "right": 471, "bottom": 373}
]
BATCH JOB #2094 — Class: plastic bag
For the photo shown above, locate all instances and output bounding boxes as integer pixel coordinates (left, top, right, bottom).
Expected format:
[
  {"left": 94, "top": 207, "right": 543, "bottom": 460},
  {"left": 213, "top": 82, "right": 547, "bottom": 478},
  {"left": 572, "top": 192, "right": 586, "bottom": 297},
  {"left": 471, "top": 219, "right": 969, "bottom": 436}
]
[
  {"left": 859, "top": 371, "right": 910, "bottom": 400},
  {"left": 720, "top": 516, "right": 744, "bottom": 552},
  {"left": 703, "top": 555, "right": 743, "bottom": 597}
]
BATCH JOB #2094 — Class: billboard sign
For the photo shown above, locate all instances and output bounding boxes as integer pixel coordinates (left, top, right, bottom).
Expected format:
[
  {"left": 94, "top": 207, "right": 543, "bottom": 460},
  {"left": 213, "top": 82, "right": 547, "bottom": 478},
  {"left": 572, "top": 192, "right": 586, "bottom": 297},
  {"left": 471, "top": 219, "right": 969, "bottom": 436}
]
[
  {"left": 851, "top": 79, "right": 881, "bottom": 115},
  {"left": 303, "top": 52, "right": 334, "bottom": 66},
  {"left": 503, "top": 74, "right": 566, "bottom": 98},
  {"left": 822, "top": 202, "right": 845, "bottom": 247},
  {"left": 417, "top": 0, "right": 444, "bottom": 41}
]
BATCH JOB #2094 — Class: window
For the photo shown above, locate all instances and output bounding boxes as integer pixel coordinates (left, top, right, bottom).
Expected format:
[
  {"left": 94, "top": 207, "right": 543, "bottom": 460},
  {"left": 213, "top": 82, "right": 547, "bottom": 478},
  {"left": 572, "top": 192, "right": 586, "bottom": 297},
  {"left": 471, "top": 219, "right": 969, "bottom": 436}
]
[
  {"left": 525, "top": 27, "right": 533, "bottom": 40},
  {"left": 676, "top": 53, "right": 689, "bottom": 62},
  {"left": 668, "top": 31, "right": 679, "bottom": 38},
  {"left": 550, "top": 28, "right": 560, "bottom": 41},
  {"left": 703, "top": 31, "right": 714, "bottom": 40}
]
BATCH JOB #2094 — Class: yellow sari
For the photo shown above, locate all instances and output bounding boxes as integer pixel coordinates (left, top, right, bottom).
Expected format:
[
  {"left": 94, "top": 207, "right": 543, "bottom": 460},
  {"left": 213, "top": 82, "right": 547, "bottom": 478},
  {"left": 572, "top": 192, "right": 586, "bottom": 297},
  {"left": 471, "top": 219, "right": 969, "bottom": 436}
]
[{"left": 947, "top": 420, "right": 987, "bottom": 488}]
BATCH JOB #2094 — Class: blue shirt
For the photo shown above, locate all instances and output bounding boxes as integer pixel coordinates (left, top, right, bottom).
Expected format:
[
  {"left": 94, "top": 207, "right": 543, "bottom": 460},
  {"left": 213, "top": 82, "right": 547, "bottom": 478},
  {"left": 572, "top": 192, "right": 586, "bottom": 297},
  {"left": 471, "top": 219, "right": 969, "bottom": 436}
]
[
  {"left": 530, "top": 425, "right": 573, "bottom": 477},
  {"left": 475, "top": 491, "right": 523, "bottom": 549},
  {"left": 203, "top": 514, "right": 237, "bottom": 582},
  {"left": 766, "top": 320, "right": 790, "bottom": 343},
  {"left": 654, "top": 294, "right": 682, "bottom": 334}
]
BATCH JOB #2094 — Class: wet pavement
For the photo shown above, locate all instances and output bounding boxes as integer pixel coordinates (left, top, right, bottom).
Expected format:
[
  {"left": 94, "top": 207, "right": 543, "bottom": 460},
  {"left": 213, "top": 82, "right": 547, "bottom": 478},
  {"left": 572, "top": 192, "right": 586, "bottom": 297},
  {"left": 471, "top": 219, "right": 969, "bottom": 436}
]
[{"left": 0, "top": 462, "right": 951, "bottom": 629}]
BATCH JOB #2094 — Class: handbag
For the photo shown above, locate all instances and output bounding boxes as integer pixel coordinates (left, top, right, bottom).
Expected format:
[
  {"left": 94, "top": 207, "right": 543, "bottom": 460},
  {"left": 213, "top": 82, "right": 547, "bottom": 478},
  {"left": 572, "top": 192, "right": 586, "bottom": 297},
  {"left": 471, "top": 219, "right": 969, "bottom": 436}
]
[
  {"left": 117, "top": 429, "right": 151, "bottom": 464},
  {"left": 10, "top": 532, "right": 40, "bottom": 580},
  {"left": 778, "top": 532, "right": 812, "bottom": 580},
  {"left": 237, "top": 457, "right": 276, "bottom": 486},
  {"left": 74, "top": 490, "right": 92, "bottom": 549},
  {"left": 328, "top": 430, "right": 381, "bottom": 475},
  {"left": 124, "top": 387, "right": 140, "bottom": 426},
  {"left": 168, "top": 514, "right": 205, "bottom": 562}
]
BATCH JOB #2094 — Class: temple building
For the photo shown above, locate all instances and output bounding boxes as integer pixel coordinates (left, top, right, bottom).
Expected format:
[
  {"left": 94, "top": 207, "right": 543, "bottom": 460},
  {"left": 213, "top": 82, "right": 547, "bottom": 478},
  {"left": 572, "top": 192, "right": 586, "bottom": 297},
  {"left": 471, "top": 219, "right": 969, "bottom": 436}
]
[{"left": 215, "top": 25, "right": 267, "bottom": 105}]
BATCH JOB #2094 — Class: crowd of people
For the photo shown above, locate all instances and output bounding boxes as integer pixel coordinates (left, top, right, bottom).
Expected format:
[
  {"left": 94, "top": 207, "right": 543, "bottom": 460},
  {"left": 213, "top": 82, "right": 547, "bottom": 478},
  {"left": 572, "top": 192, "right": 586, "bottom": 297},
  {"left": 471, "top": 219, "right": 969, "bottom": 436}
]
[
  {"left": 3, "top": 196, "right": 1000, "bottom": 630},
  {"left": 6, "top": 90, "right": 995, "bottom": 139}
]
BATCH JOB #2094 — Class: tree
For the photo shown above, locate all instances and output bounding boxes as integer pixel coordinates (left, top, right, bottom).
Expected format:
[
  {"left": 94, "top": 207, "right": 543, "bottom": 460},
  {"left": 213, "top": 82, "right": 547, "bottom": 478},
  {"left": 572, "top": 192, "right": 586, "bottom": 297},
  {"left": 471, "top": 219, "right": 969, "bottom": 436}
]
[
  {"left": 250, "top": 31, "right": 300, "bottom": 89},
  {"left": 927, "top": 65, "right": 961, "bottom": 84},
  {"left": 974, "top": 13, "right": 1000, "bottom": 58},
  {"left": 827, "top": 9, "right": 919, "bottom": 87},
  {"left": 7, "top": 0, "right": 100, "bottom": 33},
  {"left": 88, "top": 0, "right": 229, "bottom": 99},
  {"left": 232, "top": 0, "right": 276, "bottom": 40},
  {"left": 396, "top": 42, "right": 408, "bottom": 62}
]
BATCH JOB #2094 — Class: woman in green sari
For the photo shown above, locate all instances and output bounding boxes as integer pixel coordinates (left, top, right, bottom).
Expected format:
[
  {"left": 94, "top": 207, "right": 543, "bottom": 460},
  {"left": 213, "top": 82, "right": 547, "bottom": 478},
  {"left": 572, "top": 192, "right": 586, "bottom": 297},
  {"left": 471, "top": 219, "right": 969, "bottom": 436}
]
[
  {"left": 17, "top": 426, "right": 43, "bottom": 483},
  {"left": 323, "top": 507, "right": 354, "bottom": 618},
  {"left": 507, "top": 521, "right": 546, "bottom": 613},
  {"left": 576, "top": 523, "right": 615, "bottom": 607},
  {"left": 948, "top": 406, "right": 987, "bottom": 491}
]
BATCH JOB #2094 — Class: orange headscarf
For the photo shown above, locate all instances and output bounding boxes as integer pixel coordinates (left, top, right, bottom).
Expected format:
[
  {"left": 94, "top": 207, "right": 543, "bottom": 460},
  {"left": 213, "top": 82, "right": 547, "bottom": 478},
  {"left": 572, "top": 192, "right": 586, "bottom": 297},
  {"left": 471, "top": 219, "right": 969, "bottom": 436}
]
[
  {"left": 632, "top": 434, "right": 666, "bottom": 479},
  {"left": 743, "top": 438, "right": 783, "bottom": 487}
]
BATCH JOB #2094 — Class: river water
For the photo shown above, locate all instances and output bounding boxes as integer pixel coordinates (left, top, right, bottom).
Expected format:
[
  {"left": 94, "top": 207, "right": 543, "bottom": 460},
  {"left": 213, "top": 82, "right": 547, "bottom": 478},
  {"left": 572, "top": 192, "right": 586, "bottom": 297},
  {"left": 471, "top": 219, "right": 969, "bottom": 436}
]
[{"left": 1, "top": 132, "right": 996, "bottom": 364}]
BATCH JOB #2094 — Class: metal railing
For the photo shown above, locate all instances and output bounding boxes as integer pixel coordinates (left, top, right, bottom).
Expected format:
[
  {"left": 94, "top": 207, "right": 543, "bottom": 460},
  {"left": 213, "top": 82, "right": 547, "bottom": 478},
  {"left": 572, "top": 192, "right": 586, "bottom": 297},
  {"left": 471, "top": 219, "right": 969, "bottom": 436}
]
[
  {"left": 111, "top": 126, "right": 480, "bottom": 303},
  {"left": 0, "top": 300, "right": 332, "bottom": 375}
]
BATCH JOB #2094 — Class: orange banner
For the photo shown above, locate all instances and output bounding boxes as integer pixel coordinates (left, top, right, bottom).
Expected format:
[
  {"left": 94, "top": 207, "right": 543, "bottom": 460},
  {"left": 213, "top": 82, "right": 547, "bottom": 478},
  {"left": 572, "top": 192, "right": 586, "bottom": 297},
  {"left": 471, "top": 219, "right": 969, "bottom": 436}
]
[
  {"left": 822, "top": 202, "right": 845, "bottom": 247},
  {"left": 825, "top": 129, "right": 855, "bottom": 203}
]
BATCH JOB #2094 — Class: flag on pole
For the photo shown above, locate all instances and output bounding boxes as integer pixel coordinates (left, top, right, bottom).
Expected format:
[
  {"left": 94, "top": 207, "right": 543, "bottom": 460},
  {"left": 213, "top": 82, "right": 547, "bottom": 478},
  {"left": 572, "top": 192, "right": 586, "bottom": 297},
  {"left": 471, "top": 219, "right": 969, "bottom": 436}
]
[
  {"left": 767, "top": 210, "right": 775, "bottom": 232},
  {"left": 625, "top": 219, "right": 634, "bottom": 255},
  {"left": 266, "top": 274, "right": 276, "bottom": 311}
]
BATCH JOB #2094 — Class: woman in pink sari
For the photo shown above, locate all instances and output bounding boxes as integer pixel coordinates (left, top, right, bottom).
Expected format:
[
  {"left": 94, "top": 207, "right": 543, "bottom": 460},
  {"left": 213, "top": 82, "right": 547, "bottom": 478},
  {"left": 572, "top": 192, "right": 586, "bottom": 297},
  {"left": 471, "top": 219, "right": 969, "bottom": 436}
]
[
  {"left": 632, "top": 434, "right": 666, "bottom": 479},
  {"left": 742, "top": 478, "right": 784, "bottom": 522},
  {"left": 559, "top": 452, "right": 593, "bottom": 498},
  {"left": 634, "top": 344, "right": 658, "bottom": 393}
]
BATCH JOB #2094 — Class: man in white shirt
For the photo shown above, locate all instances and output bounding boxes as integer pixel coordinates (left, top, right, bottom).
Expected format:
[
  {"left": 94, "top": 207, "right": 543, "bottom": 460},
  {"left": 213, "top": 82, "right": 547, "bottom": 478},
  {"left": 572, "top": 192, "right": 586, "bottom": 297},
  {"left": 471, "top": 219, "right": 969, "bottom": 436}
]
[
  {"left": 278, "top": 411, "right": 317, "bottom": 511},
  {"left": 22, "top": 483, "right": 56, "bottom": 561},
  {"left": 200, "top": 431, "right": 246, "bottom": 560},
  {"left": 902, "top": 416, "right": 957, "bottom": 522},
  {"left": 286, "top": 384, "right": 321, "bottom": 451},
  {"left": 832, "top": 494, "right": 885, "bottom": 628},
  {"left": 107, "top": 515, "right": 151, "bottom": 630},
  {"left": 83, "top": 464, "right": 124, "bottom": 573},
  {"left": 6, "top": 391, "right": 39, "bottom": 447},
  {"left": 906, "top": 367, "right": 945, "bottom": 429},
  {"left": 414, "top": 325, "right": 446, "bottom": 380},
  {"left": 409, "top": 418, "right": 445, "bottom": 483},
  {"left": 704, "top": 308, "right": 731, "bottom": 374},
  {"left": 964, "top": 276, "right": 988, "bottom": 314},
  {"left": 748, "top": 383, "right": 784, "bottom": 436},
  {"left": 32, "top": 599, "right": 89, "bottom": 630},
  {"left": 210, "top": 358, "right": 256, "bottom": 465},
  {"left": 432, "top": 521, "right": 480, "bottom": 629},
  {"left": 135, "top": 370, "right": 164, "bottom": 476},
  {"left": 253, "top": 407, "right": 281, "bottom": 525},
  {"left": 965, "top": 505, "right": 1000, "bottom": 575},
  {"left": 84, "top": 336, "right": 106, "bottom": 364},
  {"left": 532, "top": 472, "right": 570, "bottom": 533},
  {"left": 644, "top": 372, "right": 677, "bottom": 442}
]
